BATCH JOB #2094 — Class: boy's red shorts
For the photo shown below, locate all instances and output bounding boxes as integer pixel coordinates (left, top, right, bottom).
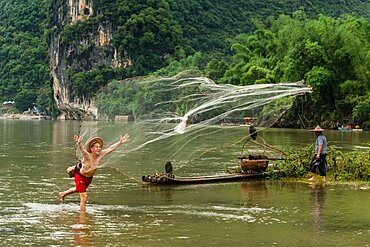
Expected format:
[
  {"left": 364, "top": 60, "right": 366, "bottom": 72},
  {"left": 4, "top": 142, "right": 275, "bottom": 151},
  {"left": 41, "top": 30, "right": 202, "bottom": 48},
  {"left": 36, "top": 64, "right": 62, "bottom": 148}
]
[{"left": 74, "top": 171, "right": 93, "bottom": 192}]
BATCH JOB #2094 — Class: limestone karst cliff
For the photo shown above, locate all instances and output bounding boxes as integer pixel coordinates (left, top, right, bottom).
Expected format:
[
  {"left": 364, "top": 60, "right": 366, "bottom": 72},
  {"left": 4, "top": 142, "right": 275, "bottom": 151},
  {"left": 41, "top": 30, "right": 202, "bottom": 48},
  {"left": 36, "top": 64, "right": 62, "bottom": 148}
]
[{"left": 48, "top": 0, "right": 127, "bottom": 119}]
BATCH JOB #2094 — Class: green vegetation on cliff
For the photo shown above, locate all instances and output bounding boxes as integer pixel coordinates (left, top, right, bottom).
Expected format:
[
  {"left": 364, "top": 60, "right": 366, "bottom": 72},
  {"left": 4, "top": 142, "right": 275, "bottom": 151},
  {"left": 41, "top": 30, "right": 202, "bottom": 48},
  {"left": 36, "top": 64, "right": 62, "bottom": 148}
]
[
  {"left": 0, "top": 0, "right": 52, "bottom": 113},
  {"left": 218, "top": 13, "right": 370, "bottom": 128},
  {"left": 1, "top": 0, "right": 370, "bottom": 125}
]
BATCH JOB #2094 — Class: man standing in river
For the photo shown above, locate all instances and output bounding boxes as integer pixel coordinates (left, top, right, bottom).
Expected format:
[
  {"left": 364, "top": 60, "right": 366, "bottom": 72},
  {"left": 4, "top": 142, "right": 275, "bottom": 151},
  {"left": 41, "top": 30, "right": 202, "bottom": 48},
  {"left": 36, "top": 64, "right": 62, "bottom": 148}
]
[
  {"left": 59, "top": 133, "right": 130, "bottom": 211},
  {"left": 308, "top": 125, "right": 327, "bottom": 183}
]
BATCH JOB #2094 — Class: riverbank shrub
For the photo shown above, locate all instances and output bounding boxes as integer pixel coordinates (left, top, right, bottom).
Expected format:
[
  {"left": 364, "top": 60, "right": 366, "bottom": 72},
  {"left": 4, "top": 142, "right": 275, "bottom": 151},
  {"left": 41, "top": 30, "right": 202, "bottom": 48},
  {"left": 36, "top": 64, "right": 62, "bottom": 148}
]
[{"left": 268, "top": 145, "right": 370, "bottom": 181}]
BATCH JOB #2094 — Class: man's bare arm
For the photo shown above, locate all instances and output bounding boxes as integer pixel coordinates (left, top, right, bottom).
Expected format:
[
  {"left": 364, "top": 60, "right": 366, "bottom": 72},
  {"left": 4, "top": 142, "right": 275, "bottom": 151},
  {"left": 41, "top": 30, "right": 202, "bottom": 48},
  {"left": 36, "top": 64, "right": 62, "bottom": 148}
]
[{"left": 316, "top": 144, "right": 323, "bottom": 159}]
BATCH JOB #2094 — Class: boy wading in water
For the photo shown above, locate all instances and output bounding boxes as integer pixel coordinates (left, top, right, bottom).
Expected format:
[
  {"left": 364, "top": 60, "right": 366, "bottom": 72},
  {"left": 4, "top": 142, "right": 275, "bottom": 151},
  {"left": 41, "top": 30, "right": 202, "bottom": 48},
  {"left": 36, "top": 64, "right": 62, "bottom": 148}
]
[{"left": 59, "top": 134, "right": 130, "bottom": 211}]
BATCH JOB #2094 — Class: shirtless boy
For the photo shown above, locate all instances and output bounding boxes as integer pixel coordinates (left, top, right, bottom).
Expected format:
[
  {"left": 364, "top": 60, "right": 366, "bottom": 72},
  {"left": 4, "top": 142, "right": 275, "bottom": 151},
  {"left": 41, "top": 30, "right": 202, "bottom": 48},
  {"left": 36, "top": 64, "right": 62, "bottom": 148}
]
[{"left": 59, "top": 133, "right": 130, "bottom": 211}]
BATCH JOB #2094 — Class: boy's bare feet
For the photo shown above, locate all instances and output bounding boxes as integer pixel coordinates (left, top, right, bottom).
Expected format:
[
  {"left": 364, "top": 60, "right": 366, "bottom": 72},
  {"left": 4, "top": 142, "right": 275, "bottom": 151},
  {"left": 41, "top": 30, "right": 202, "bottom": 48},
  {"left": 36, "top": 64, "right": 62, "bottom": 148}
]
[
  {"left": 308, "top": 177, "right": 316, "bottom": 181},
  {"left": 58, "top": 192, "right": 65, "bottom": 203}
]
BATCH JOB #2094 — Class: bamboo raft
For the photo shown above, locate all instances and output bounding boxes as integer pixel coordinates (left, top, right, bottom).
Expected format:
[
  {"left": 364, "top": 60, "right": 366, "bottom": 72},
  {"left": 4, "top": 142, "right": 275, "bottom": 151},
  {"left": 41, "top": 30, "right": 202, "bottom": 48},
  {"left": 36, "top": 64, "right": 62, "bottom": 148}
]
[
  {"left": 142, "top": 157, "right": 267, "bottom": 185},
  {"left": 142, "top": 128, "right": 285, "bottom": 185},
  {"left": 142, "top": 172, "right": 264, "bottom": 185}
]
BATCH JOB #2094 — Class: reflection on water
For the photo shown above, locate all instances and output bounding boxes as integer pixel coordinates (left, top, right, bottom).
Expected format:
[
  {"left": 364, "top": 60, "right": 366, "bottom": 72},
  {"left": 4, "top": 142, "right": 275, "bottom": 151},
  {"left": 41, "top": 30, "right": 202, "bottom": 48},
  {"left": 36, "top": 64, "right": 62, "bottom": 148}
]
[
  {"left": 142, "top": 185, "right": 175, "bottom": 203},
  {"left": 310, "top": 182, "right": 326, "bottom": 232},
  {"left": 73, "top": 212, "right": 92, "bottom": 247},
  {"left": 5, "top": 200, "right": 285, "bottom": 244},
  {"left": 240, "top": 180, "right": 268, "bottom": 197},
  {"left": 0, "top": 183, "right": 369, "bottom": 246}
]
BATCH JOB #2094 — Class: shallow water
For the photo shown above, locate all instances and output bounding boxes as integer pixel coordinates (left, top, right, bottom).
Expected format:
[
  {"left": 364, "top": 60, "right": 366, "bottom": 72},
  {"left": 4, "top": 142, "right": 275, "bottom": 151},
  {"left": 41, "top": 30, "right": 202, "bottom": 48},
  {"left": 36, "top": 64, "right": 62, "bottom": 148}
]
[{"left": 0, "top": 119, "right": 369, "bottom": 246}]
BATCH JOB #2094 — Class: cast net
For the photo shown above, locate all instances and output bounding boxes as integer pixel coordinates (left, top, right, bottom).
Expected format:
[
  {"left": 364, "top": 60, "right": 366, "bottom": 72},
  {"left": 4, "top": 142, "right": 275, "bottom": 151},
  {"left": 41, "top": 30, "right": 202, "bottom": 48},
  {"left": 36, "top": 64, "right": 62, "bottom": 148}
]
[{"left": 77, "top": 71, "right": 312, "bottom": 180}]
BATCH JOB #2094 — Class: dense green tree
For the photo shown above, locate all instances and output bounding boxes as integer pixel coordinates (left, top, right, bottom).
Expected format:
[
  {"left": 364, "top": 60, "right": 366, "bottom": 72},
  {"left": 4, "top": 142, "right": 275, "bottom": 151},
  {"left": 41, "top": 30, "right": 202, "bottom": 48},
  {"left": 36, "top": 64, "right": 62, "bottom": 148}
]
[
  {"left": 220, "top": 12, "right": 370, "bottom": 126},
  {"left": 154, "top": 52, "right": 207, "bottom": 76},
  {"left": 352, "top": 94, "right": 370, "bottom": 129},
  {"left": 112, "top": 0, "right": 183, "bottom": 74},
  {"left": 2, "top": 0, "right": 370, "bottom": 125},
  {"left": 95, "top": 79, "right": 138, "bottom": 118},
  {"left": 205, "top": 55, "right": 230, "bottom": 81},
  {"left": 14, "top": 89, "right": 37, "bottom": 112},
  {"left": 0, "top": 0, "right": 51, "bottom": 112},
  {"left": 69, "top": 68, "right": 134, "bottom": 99}
]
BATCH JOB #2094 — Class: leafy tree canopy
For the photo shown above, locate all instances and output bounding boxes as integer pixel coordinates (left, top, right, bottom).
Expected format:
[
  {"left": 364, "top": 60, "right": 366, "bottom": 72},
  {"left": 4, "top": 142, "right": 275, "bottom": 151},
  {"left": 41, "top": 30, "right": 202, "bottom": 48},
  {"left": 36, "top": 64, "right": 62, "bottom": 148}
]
[
  {"left": 216, "top": 12, "right": 370, "bottom": 126},
  {"left": 2, "top": 0, "right": 370, "bottom": 125},
  {"left": 0, "top": 0, "right": 51, "bottom": 113}
]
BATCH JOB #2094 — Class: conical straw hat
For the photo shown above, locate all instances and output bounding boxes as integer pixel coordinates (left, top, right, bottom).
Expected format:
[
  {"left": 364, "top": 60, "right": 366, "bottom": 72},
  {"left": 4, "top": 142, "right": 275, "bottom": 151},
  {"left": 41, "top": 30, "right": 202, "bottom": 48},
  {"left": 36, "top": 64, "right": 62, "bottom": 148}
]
[{"left": 309, "top": 125, "right": 324, "bottom": 132}]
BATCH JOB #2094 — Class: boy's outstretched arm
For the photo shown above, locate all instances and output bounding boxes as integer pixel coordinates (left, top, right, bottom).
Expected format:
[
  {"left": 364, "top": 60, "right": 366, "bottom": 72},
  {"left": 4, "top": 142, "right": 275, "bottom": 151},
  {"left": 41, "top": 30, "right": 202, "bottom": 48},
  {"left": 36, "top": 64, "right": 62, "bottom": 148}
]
[
  {"left": 102, "top": 134, "right": 130, "bottom": 156},
  {"left": 74, "top": 135, "right": 89, "bottom": 156}
]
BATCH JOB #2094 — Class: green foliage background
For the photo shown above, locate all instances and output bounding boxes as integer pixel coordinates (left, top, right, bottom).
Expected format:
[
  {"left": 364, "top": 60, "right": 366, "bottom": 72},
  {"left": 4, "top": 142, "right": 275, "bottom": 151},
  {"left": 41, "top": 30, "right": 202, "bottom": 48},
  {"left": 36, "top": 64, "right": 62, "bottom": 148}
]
[
  {"left": 1, "top": 0, "right": 370, "bottom": 127},
  {"left": 0, "top": 0, "right": 52, "bottom": 113}
]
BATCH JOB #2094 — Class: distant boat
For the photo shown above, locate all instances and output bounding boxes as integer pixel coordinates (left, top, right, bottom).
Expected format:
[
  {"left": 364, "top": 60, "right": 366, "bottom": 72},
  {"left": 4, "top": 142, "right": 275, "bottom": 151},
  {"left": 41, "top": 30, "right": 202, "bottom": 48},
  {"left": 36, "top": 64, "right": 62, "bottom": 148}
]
[
  {"left": 338, "top": 127, "right": 352, "bottom": 132},
  {"left": 338, "top": 127, "right": 363, "bottom": 132}
]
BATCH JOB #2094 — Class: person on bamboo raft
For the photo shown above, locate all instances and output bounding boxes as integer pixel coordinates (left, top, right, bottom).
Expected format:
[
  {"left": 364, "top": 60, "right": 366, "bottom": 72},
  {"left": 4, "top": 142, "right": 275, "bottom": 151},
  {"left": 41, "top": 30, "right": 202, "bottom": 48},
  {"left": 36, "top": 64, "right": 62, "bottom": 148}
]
[
  {"left": 308, "top": 125, "right": 327, "bottom": 183},
  {"left": 59, "top": 133, "right": 130, "bottom": 211}
]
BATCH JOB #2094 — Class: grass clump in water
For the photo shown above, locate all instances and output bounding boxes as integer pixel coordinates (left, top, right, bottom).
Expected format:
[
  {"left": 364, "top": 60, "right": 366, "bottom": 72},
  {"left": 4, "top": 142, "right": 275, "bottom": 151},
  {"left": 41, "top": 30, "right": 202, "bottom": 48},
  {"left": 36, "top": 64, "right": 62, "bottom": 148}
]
[{"left": 267, "top": 145, "right": 370, "bottom": 182}]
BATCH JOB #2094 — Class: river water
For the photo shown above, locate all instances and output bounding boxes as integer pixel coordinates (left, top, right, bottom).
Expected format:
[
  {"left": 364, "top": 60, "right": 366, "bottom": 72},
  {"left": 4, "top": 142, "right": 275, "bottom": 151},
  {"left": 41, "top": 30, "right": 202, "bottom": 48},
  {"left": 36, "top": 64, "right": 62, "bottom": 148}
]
[{"left": 0, "top": 119, "right": 369, "bottom": 246}]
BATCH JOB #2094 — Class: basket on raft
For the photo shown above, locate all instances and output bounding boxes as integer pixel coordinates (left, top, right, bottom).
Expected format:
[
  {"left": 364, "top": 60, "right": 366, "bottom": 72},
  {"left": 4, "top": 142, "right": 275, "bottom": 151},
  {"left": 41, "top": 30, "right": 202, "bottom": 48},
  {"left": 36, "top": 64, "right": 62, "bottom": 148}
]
[{"left": 239, "top": 155, "right": 269, "bottom": 173}]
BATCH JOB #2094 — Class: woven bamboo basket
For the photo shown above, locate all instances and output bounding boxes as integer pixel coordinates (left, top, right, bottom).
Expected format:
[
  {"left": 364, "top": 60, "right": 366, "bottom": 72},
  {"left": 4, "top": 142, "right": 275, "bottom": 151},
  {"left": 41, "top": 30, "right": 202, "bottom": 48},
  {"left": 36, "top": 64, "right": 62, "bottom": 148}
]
[{"left": 240, "top": 158, "right": 268, "bottom": 172}]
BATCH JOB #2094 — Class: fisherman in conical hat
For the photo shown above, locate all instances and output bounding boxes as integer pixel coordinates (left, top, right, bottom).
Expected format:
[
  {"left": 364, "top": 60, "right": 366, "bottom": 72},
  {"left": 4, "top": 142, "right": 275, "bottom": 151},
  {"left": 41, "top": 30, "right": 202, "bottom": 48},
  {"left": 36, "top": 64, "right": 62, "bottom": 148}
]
[
  {"left": 308, "top": 125, "right": 327, "bottom": 183},
  {"left": 59, "top": 133, "right": 130, "bottom": 211}
]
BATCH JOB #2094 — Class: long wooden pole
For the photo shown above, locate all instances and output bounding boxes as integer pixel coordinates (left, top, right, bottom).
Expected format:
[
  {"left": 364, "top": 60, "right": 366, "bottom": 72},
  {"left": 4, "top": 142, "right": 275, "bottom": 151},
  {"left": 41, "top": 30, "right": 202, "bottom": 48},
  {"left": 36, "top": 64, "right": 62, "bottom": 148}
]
[{"left": 247, "top": 139, "right": 286, "bottom": 155}]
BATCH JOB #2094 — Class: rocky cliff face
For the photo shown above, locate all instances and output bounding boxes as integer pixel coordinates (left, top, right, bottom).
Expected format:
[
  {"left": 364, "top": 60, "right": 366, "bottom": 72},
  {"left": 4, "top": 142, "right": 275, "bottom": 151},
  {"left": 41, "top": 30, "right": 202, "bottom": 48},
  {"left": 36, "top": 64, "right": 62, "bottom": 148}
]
[{"left": 48, "top": 0, "right": 127, "bottom": 119}]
